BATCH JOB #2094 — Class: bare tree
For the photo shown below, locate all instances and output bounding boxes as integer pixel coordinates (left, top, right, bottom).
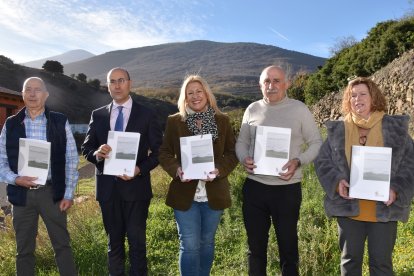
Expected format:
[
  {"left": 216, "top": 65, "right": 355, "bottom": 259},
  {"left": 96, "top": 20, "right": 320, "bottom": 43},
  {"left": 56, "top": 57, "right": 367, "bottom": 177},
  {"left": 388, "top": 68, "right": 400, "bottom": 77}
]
[{"left": 329, "top": 36, "right": 358, "bottom": 56}]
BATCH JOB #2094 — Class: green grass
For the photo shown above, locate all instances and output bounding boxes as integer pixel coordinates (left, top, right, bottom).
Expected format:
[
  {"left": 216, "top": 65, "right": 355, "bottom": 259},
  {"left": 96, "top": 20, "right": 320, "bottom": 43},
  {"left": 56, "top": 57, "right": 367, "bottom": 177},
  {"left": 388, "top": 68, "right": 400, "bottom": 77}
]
[
  {"left": 77, "top": 155, "right": 89, "bottom": 169},
  {"left": 1, "top": 164, "right": 413, "bottom": 275}
]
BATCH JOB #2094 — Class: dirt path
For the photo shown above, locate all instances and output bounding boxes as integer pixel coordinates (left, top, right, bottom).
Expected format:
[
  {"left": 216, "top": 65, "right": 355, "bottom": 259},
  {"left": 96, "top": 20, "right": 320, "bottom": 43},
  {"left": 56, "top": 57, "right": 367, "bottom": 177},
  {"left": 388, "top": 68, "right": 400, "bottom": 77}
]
[{"left": 78, "top": 163, "right": 95, "bottom": 179}]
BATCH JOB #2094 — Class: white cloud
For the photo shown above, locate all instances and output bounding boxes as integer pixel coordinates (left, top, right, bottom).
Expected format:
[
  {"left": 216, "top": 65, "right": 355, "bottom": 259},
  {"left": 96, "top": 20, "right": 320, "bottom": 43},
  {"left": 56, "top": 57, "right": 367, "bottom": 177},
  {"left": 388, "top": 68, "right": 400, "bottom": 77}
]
[{"left": 0, "top": 0, "right": 207, "bottom": 62}]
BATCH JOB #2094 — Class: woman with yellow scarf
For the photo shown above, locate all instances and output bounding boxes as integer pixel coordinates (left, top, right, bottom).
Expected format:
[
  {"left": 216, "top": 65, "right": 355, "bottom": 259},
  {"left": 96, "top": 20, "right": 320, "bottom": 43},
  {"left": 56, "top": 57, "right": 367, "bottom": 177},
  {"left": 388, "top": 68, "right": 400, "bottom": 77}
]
[{"left": 314, "top": 77, "right": 414, "bottom": 275}]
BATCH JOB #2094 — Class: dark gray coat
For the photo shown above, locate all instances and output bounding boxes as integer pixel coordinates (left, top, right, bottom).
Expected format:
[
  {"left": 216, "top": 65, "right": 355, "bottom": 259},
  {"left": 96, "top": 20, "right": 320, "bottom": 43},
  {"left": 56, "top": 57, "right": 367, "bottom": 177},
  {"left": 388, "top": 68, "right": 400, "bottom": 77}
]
[{"left": 314, "top": 115, "right": 414, "bottom": 222}]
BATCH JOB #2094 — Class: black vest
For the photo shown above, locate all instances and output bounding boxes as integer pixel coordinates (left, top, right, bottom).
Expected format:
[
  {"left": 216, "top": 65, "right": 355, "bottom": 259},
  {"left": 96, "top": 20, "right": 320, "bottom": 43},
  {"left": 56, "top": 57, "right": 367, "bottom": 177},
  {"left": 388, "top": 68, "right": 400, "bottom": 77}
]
[{"left": 6, "top": 107, "right": 67, "bottom": 206}]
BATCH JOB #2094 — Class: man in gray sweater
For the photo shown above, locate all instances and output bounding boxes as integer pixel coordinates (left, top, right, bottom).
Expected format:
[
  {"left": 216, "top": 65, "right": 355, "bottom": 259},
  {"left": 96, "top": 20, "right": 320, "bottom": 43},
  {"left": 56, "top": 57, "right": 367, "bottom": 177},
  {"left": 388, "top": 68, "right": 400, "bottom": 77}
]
[{"left": 236, "top": 65, "right": 322, "bottom": 276}]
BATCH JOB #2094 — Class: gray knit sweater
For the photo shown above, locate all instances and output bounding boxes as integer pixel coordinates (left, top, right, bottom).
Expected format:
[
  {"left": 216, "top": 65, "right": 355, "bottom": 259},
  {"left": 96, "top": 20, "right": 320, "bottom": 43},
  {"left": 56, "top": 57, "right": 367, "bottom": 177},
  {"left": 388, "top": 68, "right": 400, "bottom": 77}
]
[{"left": 236, "top": 96, "right": 322, "bottom": 185}]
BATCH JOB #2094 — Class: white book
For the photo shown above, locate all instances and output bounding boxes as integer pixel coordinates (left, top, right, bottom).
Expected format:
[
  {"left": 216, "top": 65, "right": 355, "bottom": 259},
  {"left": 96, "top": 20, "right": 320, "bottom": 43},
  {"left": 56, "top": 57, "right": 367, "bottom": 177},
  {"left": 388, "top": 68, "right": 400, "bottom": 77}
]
[
  {"left": 180, "top": 134, "right": 215, "bottom": 180},
  {"left": 253, "top": 126, "right": 291, "bottom": 176},
  {"left": 103, "top": 131, "right": 141, "bottom": 177},
  {"left": 349, "top": 145, "right": 392, "bottom": 201},
  {"left": 18, "top": 138, "right": 51, "bottom": 185}
]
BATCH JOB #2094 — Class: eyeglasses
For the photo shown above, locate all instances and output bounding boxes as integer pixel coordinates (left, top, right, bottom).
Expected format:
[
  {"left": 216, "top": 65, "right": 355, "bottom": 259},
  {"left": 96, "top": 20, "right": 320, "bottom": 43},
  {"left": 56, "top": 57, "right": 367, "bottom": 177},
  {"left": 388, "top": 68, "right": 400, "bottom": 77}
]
[{"left": 108, "top": 78, "right": 128, "bottom": 85}]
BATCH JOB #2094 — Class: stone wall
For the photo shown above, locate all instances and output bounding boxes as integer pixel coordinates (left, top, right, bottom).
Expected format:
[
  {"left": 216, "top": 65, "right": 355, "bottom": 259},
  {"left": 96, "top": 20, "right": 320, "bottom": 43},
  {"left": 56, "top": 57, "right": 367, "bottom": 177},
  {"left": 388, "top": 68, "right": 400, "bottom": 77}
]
[{"left": 311, "top": 49, "right": 414, "bottom": 134}]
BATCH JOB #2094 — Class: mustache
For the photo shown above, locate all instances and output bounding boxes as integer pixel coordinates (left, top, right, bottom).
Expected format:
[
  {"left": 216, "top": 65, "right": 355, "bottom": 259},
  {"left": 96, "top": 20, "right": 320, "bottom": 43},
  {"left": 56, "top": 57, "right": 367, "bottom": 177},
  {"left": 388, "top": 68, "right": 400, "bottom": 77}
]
[{"left": 266, "top": 89, "right": 278, "bottom": 94}]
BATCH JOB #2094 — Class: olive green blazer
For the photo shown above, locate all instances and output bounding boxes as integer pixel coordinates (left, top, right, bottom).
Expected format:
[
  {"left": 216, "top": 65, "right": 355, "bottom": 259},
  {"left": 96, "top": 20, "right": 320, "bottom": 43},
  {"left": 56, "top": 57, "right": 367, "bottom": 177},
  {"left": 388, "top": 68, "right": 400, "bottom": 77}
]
[{"left": 159, "top": 112, "right": 238, "bottom": 211}]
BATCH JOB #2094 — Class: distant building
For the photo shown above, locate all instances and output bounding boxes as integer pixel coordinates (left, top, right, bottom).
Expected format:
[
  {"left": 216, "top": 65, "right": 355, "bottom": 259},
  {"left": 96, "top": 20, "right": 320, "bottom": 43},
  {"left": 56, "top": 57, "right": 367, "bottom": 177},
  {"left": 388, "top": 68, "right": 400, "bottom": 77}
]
[
  {"left": 70, "top": 124, "right": 89, "bottom": 134},
  {"left": 0, "top": 87, "right": 23, "bottom": 209},
  {"left": 0, "top": 86, "right": 24, "bottom": 130}
]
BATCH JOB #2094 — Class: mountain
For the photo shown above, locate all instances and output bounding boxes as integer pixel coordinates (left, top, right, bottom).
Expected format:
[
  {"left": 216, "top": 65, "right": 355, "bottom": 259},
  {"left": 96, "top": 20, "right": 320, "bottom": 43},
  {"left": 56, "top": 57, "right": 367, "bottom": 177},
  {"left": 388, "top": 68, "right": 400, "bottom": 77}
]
[
  {"left": 0, "top": 59, "right": 176, "bottom": 126},
  {"left": 1, "top": 40, "right": 326, "bottom": 125},
  {"left": 63, "top": 40, "right": 326, "bottom": 95},
  {"left": 21, "top": 49, "right": 95, "bottom": 69}
]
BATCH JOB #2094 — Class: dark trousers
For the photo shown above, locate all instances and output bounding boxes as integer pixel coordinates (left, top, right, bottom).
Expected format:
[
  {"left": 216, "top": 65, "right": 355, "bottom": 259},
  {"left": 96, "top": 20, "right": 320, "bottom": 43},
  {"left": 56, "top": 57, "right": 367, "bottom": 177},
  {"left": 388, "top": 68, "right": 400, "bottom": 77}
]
[
  {"left": 242, "top": 178, "right": 302, "bottom": 276},
  {"left": 337, "top": 217, "right": 397, "bottom": 276},
  {"left": 12, "top": 186, "right": 77, "bottom": 276},
  {"left": 99, "top": 189, "right": 150, "bottom": 276}
]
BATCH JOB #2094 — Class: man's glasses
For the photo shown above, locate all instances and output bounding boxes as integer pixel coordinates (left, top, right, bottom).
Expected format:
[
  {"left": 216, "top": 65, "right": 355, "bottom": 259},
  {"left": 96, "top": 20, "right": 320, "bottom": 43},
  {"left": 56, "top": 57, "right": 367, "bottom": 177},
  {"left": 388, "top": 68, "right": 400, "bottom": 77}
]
[{"left": 108, "top": 78, "right": 128, "bottom": 85}]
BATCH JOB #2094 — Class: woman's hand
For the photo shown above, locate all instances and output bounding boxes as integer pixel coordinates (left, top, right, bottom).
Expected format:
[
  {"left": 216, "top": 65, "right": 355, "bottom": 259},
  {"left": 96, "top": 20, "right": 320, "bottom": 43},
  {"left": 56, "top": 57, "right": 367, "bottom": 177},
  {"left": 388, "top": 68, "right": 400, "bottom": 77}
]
[
  {"left": 338, "top": 179, "right": 352, "bottom": 199},
  {"left": 177, "top": 167, "right": 191, "bottom": 182},
  {"left": 203, "top": 168, "right": 219, "bottom": 182},
  {"left": 384, "top": 188, "right": 397, "bottom": 206}
]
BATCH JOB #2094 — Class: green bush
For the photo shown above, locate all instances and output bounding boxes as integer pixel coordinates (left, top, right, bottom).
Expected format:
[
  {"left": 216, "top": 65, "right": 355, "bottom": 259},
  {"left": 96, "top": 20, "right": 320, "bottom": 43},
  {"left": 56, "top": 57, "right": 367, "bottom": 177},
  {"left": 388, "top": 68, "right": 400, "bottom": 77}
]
[{"left": 304, "top": 16, "right": 414, "bottom": 105}]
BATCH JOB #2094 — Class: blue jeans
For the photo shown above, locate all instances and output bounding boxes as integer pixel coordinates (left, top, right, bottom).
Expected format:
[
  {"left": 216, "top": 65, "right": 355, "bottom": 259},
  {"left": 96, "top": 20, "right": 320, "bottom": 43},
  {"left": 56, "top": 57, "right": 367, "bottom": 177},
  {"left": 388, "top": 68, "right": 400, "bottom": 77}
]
[{"left": 174, "top": 201, "right": 223, "bottom": 276}]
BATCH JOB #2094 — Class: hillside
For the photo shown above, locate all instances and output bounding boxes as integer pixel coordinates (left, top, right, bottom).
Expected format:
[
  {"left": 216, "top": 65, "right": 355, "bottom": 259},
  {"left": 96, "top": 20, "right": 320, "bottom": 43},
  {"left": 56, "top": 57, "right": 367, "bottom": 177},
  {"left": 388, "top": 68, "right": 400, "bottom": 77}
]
[
  {"left": 0, "top": 58, "right": 176, "bottom": 126},
  {"left": 311, "top": 49, "right": 414, "bottom": 133},
  {"left": 21, "top": 50, "right": 95, "bottom": 69},
  {"left": 63, "top": 40, "right": 325, "bottom": 95},
  {"left": 304, "top": 16, "right": 414, "bottom": 105}
]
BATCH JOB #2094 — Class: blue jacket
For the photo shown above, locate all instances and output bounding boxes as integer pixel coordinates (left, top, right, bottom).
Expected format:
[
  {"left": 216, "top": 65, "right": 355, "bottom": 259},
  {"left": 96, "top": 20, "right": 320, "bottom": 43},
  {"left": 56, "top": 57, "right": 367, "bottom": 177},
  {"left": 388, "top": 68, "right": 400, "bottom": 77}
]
[
  {"left": 314, "top": 115, "right": 414, "bottom": 222},
  {"left": 5, "top": 107, "right": 67, "bottom": 206}
]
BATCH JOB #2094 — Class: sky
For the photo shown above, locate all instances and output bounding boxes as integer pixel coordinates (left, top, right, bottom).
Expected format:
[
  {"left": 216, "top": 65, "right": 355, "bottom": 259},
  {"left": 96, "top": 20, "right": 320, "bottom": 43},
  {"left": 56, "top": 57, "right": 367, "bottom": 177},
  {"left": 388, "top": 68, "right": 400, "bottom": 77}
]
[{"left": 0, "top": 0, "right": 413, "bottom": 63}]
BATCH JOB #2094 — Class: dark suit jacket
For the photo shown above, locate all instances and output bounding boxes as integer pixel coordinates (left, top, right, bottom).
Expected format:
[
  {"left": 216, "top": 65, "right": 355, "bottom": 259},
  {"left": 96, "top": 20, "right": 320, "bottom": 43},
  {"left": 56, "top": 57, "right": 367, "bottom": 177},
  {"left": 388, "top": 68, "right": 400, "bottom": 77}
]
[
  {"left": 159, "top": 112, "right": 238, "bottom": 211},
  {"left": 82, "top": 100, "right": 162, "bottom": 202}
]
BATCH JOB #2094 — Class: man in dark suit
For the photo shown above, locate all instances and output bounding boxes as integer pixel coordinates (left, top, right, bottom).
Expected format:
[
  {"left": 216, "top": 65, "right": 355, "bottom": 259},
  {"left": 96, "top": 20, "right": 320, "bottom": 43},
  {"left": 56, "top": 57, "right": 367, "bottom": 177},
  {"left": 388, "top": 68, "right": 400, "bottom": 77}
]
[{"left": 82, "top": 67, "right": 162, "bottom": 275}]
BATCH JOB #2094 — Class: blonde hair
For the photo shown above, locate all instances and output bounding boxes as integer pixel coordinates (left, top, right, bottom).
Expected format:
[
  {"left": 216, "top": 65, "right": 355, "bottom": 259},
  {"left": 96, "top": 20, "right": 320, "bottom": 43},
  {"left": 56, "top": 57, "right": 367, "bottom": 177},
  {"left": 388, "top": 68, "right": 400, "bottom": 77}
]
[
  {"left": 177, "top": 74, "right": 221, "bottom": 120},
  {"left": 341, "top": 77, "right": 387, "bottom": 115}
]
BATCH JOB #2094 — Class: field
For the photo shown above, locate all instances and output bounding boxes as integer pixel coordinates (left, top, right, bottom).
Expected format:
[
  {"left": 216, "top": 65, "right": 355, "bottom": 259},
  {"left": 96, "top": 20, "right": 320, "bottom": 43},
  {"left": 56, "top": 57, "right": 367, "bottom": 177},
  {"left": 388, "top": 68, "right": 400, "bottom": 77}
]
[{"left": 0, "top": 163, "right": 413, "bottom": 275}]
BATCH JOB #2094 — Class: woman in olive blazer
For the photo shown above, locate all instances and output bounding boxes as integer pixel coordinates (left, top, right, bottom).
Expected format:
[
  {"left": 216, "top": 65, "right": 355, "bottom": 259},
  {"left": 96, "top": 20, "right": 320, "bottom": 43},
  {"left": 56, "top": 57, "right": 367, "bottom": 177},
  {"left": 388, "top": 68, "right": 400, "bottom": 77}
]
[{"left": 159, "top": 74, "right": 238, "bottom": 275}]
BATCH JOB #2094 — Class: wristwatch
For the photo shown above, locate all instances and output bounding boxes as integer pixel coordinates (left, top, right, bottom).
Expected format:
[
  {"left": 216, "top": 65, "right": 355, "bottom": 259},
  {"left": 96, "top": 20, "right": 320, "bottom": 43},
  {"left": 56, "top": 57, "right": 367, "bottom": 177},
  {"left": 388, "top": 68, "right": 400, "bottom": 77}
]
[{"left": 293, "top": 158, "right": 301, "bottom": 167}]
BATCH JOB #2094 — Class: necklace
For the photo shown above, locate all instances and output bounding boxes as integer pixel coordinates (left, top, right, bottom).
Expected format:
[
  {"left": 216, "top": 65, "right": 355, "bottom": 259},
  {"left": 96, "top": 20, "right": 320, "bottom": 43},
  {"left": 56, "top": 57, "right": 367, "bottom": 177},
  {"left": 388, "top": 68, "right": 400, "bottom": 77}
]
[{"left": 359, "top": 135, "right": 367, "bottom": 146}]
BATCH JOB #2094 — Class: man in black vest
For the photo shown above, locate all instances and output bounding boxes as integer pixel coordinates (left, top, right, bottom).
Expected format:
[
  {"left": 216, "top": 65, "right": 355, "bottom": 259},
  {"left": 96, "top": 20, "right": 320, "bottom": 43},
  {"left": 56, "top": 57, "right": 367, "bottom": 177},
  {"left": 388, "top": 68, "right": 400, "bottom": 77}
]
[
  {"left": 0, "top": 77, "right": 78, "bottom": 276},
  {"left": 82, "top": 68, "right": 162, "bottom": 275}
]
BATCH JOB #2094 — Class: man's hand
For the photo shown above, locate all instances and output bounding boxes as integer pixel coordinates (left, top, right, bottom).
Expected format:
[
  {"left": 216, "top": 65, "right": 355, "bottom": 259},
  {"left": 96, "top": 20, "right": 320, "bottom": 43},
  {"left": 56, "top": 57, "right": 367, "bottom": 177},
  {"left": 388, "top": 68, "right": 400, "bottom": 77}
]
[
  {"left": 94, "top": 144, "right": 112, "bottom": 160},
  {"left": 15, "top": 176, "right": 38, "bottom": 189},
  {"left": 278, "top": 159, "right": 300, "bottom": 181},
  {"left": 59, "top": 199, "right": 73, "bottom": 212},
  {"left": 118, "top": 166, "right": 141, "bottom": 181},
  {"left": 243, "top": 156, "right": 256, "bottom": 173}
]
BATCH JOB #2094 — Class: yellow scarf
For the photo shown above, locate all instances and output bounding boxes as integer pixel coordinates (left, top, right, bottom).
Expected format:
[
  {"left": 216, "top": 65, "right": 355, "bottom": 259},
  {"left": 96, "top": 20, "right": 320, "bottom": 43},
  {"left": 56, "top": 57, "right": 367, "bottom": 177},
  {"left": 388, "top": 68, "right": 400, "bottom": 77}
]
[
  {"left": 344, "top": 111, "right": 385, "bottom": 222},
  {"left": 344, "top": 111, "right": 385, "bottom": 166}
]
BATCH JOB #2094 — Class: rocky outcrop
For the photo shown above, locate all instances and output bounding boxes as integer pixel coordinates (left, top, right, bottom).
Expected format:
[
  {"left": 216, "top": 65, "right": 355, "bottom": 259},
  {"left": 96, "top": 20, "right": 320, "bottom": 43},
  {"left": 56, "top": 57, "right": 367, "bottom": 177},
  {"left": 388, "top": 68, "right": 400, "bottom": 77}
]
[{"left": 311, "top": 49, "right": 414, "bottom": 133}]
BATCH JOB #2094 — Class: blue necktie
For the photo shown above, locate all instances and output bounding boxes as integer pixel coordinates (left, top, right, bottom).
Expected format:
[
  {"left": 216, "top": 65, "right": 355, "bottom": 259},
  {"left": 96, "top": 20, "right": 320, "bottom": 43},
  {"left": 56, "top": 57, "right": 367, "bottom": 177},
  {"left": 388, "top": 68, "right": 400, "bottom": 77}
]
[{"left": 114, "top": 106, "right": 124, "bottom": 131}]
